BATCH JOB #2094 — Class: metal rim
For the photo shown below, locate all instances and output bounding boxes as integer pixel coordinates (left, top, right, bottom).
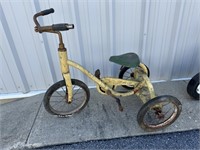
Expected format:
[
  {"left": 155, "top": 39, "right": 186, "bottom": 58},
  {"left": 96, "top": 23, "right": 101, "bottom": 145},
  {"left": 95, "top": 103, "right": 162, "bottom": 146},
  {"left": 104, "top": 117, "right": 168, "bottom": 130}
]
[
  {"left": 122, "top": 68, "right": 135, "bottom": 88},
  {"left": 49, "top": 84, "right": 87, "bottom": 115},
  {"left": 143, "top": 100, "right": 179, "bottom": 129},
  {"left": 123, "top": 68, "right": 135, "bottom": 80}
]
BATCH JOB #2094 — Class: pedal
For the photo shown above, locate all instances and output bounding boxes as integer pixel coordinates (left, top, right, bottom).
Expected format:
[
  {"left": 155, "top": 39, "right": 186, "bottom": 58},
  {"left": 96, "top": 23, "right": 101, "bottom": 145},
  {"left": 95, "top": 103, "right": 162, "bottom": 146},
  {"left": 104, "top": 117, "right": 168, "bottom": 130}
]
[{"left": 95, "top": 69, "right": 100, "bottom": 79}]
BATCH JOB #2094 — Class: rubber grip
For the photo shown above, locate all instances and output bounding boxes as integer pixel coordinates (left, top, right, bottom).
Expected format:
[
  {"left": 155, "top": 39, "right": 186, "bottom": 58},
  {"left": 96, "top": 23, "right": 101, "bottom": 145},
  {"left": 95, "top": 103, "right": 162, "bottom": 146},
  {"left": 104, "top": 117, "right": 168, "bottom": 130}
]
[
  {"left": 52, "top": 24, "right": 68, "bottom": 31},
  {"left": 41, "top": 8, "right": 54, "bottom": 16}
]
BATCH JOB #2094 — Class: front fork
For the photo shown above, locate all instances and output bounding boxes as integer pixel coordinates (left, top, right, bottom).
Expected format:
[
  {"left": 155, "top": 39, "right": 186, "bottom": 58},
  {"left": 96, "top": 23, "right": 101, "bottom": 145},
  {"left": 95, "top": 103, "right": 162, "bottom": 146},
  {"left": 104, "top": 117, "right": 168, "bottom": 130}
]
[{"left": 58, "top": 44, "right": 73, "bottom": 103}]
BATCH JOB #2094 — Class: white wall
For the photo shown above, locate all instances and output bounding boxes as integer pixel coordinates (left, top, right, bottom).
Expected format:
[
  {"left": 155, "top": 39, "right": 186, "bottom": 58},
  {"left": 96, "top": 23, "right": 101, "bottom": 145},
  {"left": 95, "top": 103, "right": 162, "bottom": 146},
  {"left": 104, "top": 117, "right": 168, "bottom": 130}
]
[{"left": 0, "top": 0, "right": 200, "bottom": 94}]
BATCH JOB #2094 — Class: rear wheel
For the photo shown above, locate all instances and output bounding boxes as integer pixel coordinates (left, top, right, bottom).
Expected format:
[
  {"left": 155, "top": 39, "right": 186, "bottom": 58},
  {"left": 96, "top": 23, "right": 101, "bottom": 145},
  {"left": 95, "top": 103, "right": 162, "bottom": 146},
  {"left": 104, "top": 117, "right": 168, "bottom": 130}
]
[
  {"left": 118, "top": 63, "right": 150, "bottom": 89},
  {"left": 137, "top": 95, "right": 182, "bottom": 131},
  {"left": 43, "top": 79, "right": 90, "bottom": 116}
]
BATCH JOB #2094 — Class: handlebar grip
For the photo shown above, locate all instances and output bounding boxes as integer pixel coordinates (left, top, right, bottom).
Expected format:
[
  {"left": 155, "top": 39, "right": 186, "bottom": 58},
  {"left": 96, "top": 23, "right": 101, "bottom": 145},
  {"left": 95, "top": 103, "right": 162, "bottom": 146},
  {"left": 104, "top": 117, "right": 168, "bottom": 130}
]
[
  {"left": 52, "top": 24, "right": 74, "bottom": 31},
  {"left": 40, "top": 8, "right": 54, "bottom": 16}
]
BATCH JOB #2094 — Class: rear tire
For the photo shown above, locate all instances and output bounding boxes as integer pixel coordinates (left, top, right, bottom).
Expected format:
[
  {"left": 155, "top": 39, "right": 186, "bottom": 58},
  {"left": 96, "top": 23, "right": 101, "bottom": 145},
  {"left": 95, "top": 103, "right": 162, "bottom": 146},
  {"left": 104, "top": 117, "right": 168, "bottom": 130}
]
[
  {"left": 137, "top": 95, "right": 182, "bottom": 131},
  {"left": 43, "top": 79, "right": 90, "bottom": 116},
  {"left": 187, "top": 73, "right": 199, "bottom": 100},
  {"left": 118, "top": 64, "right": 150, "bottom": 89}
]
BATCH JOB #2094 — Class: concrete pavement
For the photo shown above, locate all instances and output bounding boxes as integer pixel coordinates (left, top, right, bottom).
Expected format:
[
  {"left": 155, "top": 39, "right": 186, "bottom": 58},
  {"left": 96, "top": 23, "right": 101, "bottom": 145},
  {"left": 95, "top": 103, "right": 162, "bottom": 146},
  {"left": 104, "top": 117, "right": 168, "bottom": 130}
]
[{"left": 0, "top": 80, "right": 199, "bottom": 150}]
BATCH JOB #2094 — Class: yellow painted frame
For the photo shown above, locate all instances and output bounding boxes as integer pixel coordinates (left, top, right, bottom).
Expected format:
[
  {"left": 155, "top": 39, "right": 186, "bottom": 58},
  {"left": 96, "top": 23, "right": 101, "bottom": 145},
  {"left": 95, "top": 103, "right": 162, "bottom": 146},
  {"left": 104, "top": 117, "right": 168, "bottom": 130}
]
[
  {"left": 68, "top": 60, "right": 136, "bottom": 96},
  {"left": 59, "top": 48, "right": 156, "bottom": 104},
  {"left": 53, "top": 27, "right": 156, "bottom": 104}
]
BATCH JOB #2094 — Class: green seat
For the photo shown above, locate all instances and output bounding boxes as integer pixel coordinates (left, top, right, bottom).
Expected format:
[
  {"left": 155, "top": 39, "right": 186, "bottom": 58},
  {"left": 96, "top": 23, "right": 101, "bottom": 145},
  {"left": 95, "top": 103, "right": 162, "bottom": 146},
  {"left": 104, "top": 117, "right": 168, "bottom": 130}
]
[{"left": 109, "top": 52, "right": 140, "bottom": 68}]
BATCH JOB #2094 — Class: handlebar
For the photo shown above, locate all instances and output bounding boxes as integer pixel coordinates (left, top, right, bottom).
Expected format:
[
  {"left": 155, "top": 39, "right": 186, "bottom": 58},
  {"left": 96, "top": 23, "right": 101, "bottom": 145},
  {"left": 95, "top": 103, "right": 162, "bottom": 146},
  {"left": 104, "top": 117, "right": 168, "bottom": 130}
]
[
  {"left": 33, "top": 8, "right": 74, "bottom": 33},
  {"left": 40, "top": 8, "right": 54, "bottom": 16}
]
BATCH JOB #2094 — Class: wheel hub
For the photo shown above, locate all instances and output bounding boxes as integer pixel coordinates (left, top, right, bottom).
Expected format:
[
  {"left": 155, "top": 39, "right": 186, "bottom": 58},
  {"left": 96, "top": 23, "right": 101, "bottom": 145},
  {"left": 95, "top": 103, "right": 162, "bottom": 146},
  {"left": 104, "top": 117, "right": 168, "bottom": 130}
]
[
  {"left": 156, "top": 111, "right": 165, "bottom": 119},
  {"left": 154, "top": 108, "right": 164, "bottom": 119}
]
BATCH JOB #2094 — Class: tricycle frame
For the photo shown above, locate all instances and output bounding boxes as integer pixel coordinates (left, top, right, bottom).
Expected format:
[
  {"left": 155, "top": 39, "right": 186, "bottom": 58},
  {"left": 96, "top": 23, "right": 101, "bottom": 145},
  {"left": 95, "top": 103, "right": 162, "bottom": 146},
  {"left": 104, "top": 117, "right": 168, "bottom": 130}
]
[{"left": 58, "top": 41, "right": 156, "bottom": 104}]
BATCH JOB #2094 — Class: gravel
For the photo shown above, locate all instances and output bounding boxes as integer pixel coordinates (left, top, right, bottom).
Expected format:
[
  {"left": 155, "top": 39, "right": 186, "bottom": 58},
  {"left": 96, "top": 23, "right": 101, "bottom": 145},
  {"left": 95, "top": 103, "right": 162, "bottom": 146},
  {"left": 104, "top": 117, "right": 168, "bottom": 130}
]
[{"left": 34, "top": 129, "right": 199, "bottom": 150}]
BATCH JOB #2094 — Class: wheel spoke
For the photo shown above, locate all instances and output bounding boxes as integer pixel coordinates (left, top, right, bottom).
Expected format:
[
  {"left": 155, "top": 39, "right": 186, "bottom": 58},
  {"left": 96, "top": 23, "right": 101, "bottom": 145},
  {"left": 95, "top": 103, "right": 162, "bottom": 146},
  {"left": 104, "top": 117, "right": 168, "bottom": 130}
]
[
  {"left": 71, "top": 102, "right": 78, "bottom": 107},
  {"left": 51, "top": 98, "right": 65, "bottom": 108},
  {"left": 161, "top": 102, "right": 171, "bottom": 107},
  {"left": 55, "top": 91, "right": 64, "bottom": 97},
  {"left": 61, "top": 87, "right": 66, "bottom": 93},
  {"left": 50, "top": 100, "right": 64, "bottom": 102},
  {"left": 51, "top": 95, "right": 64, "bottom": 98},
  {"left": 119, "top": 67, "right": 136, "bottom": 89},
  {"left": 59, "top": 102, "right": 68, "bottom": 111},
  {"left": 73, "top": 96, "right": 85, "bottom": 101},
  {"left": 163, "top": 107, "right": 173, "bottom": 116},
  {"left": 73, "top": 87, "right": 81, "bottom": 96},
  {"left": 125, "top": 70, "right": 132, "bottom": 74}
]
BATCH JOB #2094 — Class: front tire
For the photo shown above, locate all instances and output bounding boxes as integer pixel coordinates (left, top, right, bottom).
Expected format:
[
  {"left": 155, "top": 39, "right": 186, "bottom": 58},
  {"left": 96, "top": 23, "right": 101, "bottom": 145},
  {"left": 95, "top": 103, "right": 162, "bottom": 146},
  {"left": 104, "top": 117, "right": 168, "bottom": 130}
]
[{"left": 43, "top": 79, "right": 90, "bottom": 116}]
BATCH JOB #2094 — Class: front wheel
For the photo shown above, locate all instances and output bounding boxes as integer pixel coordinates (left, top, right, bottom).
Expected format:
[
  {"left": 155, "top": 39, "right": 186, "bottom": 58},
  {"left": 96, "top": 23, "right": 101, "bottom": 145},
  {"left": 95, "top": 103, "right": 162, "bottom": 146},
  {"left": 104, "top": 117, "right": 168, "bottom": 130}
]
[
  {"left": 43, "top": 79, "right": 90, "bottom": 116},
  {"left": 137, "top": 95, "right": 182, "bottom": 131}
]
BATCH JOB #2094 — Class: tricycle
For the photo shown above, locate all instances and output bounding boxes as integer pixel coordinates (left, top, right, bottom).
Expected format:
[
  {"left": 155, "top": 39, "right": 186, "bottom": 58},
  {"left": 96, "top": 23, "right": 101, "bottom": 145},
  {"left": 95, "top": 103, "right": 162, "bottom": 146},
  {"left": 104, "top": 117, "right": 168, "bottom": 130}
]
[{"left": 33, "top": 8, "right": 182, "bottom": 131}]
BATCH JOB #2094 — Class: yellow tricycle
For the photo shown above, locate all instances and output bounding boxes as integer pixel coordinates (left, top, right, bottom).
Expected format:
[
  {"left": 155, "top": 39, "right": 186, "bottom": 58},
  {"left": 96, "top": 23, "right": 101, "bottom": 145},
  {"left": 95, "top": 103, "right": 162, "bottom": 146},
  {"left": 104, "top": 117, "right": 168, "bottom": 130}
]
[{"left": 33, "top": 8, "right": 182, "bottom": 131}]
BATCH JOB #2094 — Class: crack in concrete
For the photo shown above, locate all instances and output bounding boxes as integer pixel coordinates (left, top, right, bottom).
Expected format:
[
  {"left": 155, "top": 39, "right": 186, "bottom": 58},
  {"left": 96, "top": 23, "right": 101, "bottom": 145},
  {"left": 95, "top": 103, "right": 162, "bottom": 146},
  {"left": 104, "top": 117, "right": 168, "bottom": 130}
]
[{"left": 25, "top": 101, "right": 43, "bottom": 144}]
